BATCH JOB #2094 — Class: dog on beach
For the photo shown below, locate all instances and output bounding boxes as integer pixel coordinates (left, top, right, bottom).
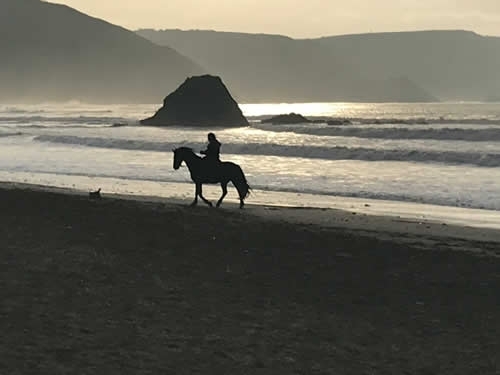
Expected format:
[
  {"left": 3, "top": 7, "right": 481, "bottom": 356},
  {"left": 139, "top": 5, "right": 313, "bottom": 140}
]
[{"left": 89, "top": 188, "right": 101, "bottom": 199}]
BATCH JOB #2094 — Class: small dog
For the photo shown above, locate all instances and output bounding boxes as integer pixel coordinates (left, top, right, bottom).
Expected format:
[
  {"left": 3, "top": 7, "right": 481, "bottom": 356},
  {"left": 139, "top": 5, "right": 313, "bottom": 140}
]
[{"left": 89, "top": 188, "right": 102, "bottom": 199}]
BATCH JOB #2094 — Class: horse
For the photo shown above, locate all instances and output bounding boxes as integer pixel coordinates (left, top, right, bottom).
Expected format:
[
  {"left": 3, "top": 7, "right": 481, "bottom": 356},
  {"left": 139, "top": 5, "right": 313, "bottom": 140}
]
[{"left": 172, "top": 147, "right": 251, "bottom": 209}]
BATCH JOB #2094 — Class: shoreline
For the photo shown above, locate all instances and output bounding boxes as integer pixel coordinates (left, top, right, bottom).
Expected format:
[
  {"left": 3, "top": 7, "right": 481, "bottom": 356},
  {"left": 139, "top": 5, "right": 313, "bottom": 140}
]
[{"left": 2, "top": 180, "right": 500, "bottom": 253}]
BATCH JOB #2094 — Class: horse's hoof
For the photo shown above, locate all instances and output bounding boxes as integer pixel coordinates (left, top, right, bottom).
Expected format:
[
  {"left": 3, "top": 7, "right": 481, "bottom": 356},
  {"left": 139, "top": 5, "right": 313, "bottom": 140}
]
[
  {"left": 207, "top": 202, "right": 213, "bottom": 207},
  {"left": 189, "top": 202, "right": 197, "bottom": 207}
]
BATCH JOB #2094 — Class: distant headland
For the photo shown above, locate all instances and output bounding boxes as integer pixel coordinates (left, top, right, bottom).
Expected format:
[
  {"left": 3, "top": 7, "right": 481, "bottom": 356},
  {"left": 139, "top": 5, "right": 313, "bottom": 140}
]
[{"left": 1, "top": 0, "right": 498, "bottom": 104}]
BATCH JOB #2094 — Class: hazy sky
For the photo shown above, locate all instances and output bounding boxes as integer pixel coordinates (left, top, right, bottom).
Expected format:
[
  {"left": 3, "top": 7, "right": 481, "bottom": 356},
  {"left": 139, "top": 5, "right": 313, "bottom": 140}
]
[{"left": 49, "top": 0, "right": 500, "bottom": 38}]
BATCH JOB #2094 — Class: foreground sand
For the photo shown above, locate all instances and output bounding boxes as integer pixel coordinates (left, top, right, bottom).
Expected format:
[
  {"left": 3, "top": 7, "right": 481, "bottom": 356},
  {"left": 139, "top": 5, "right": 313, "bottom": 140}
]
[{"left": 1, "top": 186, "right": 499, "bottom": 374}]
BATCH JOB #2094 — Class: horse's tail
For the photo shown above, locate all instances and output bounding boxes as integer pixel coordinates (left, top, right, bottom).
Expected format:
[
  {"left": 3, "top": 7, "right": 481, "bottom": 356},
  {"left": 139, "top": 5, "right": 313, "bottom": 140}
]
[{"left": 233, "top": 165, "right": 251, "bottom": 200}]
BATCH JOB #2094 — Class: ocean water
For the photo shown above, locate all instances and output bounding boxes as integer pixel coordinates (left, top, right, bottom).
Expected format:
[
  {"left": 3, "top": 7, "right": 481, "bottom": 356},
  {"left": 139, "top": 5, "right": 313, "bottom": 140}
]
[{"left": 1, "top": 101, "right": 500, "bottom": 222}]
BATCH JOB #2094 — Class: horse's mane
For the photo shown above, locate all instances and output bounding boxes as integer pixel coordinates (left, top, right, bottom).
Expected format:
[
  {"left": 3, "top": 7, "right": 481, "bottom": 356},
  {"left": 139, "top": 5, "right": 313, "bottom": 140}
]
[
  {"left": 176, "top": 146, "right": 194, "bottom": 152},
  {"left": 175, "top": 146, "right": 201, "bottom": 158}
]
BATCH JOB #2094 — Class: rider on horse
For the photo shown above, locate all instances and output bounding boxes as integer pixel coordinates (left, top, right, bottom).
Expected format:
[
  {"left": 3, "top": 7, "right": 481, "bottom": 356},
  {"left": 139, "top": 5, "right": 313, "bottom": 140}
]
[
  {"left": 200, "top": 132, "right": 221, "bottom": 177},
  {"left": 201, "top": 132, "right": 221, "bottom": 161},
  {"left": 201, "top": 132, "right": 221, "bottom": 162}
]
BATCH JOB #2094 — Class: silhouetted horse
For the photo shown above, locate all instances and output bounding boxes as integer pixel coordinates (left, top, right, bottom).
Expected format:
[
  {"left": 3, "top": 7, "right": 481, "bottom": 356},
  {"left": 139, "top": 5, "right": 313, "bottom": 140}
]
[{"left": 173, "top": 147, "right": 251, "bottom": 208}]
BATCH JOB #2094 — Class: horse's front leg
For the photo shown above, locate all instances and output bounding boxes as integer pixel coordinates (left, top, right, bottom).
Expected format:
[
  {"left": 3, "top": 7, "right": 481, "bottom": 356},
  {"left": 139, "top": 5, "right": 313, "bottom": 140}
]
[
  {"left": 216, "top": 182, "right": 228, "bottom": 208},
  {"left": 198, "top": 183, "right": 213, "bottom": 207},
  {"left": 190, "top": 183, "right": 200, "bottom": 206}
]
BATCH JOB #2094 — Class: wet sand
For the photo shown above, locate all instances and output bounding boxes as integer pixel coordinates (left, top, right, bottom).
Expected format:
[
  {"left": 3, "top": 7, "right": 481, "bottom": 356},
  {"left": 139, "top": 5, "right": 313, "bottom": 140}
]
[{"left": 1, "top": 185, "right": 499, "bottom": 374}]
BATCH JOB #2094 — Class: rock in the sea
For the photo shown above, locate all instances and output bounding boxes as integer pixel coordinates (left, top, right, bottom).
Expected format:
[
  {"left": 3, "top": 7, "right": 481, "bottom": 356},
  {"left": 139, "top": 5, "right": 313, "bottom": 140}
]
[
  {"left": 261, "top": 113, "right": 311, "bottom": 125},
  {"left": 141, "top": 75, "right": 249, "bottom": 127},
  {"left": 327, "top": 119, "right": 352, "bottom": 125}
]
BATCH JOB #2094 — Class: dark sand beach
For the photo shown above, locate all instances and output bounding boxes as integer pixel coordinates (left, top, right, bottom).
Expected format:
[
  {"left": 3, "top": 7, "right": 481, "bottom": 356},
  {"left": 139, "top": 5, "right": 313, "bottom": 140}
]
[{"left": 1, "top": 185, "right": 499, "bottom": 374}]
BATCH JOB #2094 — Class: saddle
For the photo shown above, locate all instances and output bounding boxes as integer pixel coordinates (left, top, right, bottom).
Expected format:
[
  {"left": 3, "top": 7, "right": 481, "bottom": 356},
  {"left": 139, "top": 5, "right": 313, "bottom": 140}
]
[{"left": 201, "top": 157, "right": 222, "bottom": 182}]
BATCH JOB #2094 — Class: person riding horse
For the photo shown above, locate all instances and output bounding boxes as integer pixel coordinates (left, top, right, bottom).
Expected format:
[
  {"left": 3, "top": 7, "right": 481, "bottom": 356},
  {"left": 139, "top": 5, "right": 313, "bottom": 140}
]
[
  {"left": 200, "top": 132, "right": 221, "bottom": 162},
  {"left": 172, "top": 146, "right": 250, "bottom": 208},
  {"left": 200, "top": 132, "right": 221, "bottom": 177}
]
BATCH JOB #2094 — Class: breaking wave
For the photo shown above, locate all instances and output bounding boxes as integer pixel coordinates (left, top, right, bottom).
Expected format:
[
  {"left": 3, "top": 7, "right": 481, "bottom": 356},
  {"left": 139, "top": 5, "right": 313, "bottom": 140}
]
[
  {"left": 1, "top": 107, "right": 46, "bottom": 114},
  {"left": 255, "top": 124, "right": 500, "bottom": 141},
  {"left": 0, "top": 115, "right": 137, "bottom": 127},
  {"left": 251, "top": 116, "right": 500, "bottom": 125},
  {"left": 0, "top": 131, "right": 23, "bottom": 138},
  {"left": 34, "top": 134, "right": 500, "bottom": 167},
  {"left": 349, "top": 117, "right": 500, "bottom": 125}
]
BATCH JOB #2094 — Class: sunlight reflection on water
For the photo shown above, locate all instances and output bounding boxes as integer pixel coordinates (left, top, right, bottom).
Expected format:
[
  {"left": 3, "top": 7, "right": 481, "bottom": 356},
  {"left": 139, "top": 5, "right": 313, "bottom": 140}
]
[{"left": 241, "top": 102, "right": 351, "bottom": 117}]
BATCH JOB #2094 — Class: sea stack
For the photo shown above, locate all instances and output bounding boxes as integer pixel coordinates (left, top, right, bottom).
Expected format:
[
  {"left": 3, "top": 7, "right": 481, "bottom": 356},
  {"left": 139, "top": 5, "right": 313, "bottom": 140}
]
[
  {"left": 141, "top": 75, "right": 249, "bottom": 127},
  {"left": 261, "top": 113, "right": 311, "bottom": 125}
]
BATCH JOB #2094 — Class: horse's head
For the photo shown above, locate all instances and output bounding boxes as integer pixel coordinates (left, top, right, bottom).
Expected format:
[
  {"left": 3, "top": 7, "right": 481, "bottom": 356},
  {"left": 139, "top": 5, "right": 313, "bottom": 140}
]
[
  {"left": 173, "top": 147, "right": 196, "bottom": 170},
  {"left": 172, "top": 148, "right": 182, "bottom": 170}
]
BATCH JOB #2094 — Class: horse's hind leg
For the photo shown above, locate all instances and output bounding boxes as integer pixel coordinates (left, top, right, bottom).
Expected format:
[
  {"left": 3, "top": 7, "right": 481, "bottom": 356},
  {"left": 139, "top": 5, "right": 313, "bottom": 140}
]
[
  {"left": 216, "top": 182, "right": 228, "bottom": 208},
  {"left": 198, "top": 184, "right": 213, "bottom": 207}
]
